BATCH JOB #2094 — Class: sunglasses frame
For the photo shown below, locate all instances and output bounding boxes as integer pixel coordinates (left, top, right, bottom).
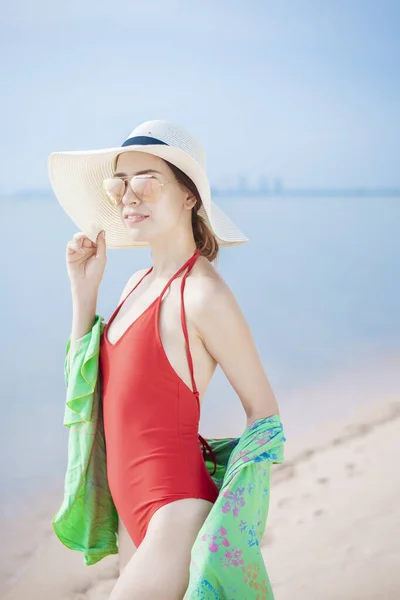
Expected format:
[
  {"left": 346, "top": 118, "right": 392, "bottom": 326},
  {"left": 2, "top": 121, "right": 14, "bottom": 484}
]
[{"left": 103, "top": 174, "right": 177, "bottom": 206}]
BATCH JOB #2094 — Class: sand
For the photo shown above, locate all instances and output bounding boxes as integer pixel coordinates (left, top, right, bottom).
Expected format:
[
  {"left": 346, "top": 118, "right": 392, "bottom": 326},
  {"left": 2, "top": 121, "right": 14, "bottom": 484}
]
[
  {"left": 1, "top": 393, "right": 399, "bottom": 600},
  {"left": 262, "top": 393, "right": 400, "bottom": 599}
]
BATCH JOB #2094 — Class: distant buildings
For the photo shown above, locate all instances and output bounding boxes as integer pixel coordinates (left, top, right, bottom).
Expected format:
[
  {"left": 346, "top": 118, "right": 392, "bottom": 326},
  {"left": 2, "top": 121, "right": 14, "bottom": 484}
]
[{"left": 209, "top": 176, "right": 400, "bottom": 197}]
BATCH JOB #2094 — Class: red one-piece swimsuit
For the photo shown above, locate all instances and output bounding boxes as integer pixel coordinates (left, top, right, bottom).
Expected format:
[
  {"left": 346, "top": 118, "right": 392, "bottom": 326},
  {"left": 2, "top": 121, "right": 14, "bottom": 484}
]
[{"left": 99, "top": 248, "right": 219, "bottom": 548}]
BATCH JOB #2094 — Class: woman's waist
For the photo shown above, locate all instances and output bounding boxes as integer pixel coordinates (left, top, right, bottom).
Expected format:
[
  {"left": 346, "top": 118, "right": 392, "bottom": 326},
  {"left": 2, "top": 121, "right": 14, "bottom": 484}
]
[{"left": 106, "top": 442, "right": 218, "bottom": 498}]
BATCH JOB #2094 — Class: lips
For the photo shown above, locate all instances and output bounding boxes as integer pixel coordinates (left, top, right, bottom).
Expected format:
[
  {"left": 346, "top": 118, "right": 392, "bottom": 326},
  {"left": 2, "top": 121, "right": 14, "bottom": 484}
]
[
  {"left": 124, "top": 214, "right": 149, "bottom": 222},
  {"left": 124, "top": 213, "right": 148, "bottom": 218}
]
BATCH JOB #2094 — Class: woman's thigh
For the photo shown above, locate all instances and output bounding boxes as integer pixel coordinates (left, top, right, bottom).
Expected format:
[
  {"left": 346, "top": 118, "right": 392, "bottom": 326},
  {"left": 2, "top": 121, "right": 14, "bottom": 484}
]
[
  {"left": 117, "top": 516, "right": 137, "bottom": 574},
  {"left": 109, "top": 498, "right": 213, "bottom": 600}
]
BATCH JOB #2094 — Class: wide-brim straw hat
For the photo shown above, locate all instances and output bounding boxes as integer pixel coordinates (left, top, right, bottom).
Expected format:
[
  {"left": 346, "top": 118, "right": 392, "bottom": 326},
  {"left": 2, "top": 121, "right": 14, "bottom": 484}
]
[{"left": 47, "top": 119, "right": 249, "bottom": 249}]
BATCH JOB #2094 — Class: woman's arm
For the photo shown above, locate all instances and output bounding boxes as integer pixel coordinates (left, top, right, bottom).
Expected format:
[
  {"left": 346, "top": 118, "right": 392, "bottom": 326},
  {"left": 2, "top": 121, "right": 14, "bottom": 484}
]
[
  {"left": 67, "top": 289, "right": 98, "bottom": 373},
  {"left": 190, "top": 274, "right": 280, "bottom": 426}
]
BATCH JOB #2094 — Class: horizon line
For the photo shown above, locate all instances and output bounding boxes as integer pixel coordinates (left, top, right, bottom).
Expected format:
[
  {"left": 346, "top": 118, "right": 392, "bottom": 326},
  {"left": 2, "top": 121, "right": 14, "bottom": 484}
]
[{"left": 1, "top": 185, "right": 400, "bottom": 199}]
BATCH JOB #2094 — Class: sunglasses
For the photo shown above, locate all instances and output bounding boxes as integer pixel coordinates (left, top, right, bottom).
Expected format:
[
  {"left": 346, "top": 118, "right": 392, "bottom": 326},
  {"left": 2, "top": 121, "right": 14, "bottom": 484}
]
[{"left": 102, "top": 175, "right": 176, "bottom": 206}]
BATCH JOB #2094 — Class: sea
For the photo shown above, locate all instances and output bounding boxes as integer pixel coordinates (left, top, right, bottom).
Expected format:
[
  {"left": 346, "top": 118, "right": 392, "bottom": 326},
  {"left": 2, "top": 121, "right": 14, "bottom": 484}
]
[{"left": 0, "top": 192, "right": 399, "bottom": 520}]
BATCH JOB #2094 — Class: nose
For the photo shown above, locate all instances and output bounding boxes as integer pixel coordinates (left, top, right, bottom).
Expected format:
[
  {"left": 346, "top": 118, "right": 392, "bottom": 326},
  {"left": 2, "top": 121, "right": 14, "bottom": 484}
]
[{"left": 121, "top": 182, "right": 141, "bottom": 206}]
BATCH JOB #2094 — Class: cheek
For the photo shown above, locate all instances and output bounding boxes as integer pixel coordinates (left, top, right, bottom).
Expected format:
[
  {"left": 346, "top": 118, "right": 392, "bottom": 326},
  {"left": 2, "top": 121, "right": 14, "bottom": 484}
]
[{"left": 152, "top": 198, "right": 181, "bottom": 225}]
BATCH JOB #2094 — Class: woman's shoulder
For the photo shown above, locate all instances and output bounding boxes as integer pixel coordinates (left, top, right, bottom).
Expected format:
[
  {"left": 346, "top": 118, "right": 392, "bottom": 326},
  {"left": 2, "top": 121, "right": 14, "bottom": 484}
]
[
  {"left": 118, "top": 267, "right": 150, "bottom": 303},
  {"left": 186, "top": 255, "right": 234, "bottom": 313}
]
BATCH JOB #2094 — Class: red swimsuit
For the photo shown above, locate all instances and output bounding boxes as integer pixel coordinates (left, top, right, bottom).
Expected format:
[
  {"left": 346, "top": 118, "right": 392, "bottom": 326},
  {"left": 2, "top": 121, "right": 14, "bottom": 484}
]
[{"left": 99, "top": 249, "right": 219, "bottom": 547}]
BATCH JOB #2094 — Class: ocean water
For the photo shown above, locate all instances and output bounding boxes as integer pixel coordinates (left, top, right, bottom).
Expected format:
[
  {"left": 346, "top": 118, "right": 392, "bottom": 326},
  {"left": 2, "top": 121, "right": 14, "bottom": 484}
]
[{"left": 0, "top": 193, "right": 399, "bottom": 516}]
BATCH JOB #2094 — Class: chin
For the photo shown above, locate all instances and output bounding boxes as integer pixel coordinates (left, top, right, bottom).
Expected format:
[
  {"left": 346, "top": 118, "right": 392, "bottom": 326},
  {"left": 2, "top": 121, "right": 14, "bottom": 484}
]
[
  {"left": 124, "top": 224, "right": 151, "bottom": 245},
  {"left": 125, "top": 228, "right": 147, "bottom": 241}
]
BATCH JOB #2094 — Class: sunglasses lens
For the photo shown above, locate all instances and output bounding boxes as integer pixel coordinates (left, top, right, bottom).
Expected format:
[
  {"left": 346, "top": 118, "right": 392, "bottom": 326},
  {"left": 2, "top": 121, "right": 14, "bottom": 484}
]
[
  {"left": 130, "top": 177, "right": 161, "bottom": 203},
  {"left": 103, "top": 178, "right": 125, "bottom": 205},
  {"left": 103, "top": 176, "right": 162, "bottom": 205}
]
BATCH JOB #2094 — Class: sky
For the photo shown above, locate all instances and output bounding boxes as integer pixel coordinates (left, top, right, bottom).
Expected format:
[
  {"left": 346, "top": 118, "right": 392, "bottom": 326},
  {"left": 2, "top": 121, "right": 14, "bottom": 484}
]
[{"left": 1, "top": 0, "right": 399, "bottom": 193}]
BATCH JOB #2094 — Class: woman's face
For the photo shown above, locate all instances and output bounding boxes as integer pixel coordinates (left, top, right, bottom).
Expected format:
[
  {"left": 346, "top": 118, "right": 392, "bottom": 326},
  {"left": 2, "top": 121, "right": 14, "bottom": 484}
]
[{"left": 114, "top": 151, "right": 194, "bottom": 244}]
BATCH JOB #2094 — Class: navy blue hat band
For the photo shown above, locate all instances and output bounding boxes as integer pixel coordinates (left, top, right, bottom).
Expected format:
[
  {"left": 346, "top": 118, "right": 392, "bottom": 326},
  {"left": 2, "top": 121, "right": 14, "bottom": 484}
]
[{"left": 121, "top": 135, "right": 169, "bottom": 148}]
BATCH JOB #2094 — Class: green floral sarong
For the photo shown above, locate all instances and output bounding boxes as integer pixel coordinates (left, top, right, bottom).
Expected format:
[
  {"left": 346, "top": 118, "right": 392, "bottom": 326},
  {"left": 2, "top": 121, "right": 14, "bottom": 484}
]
[{"left": 184, "top": 418, "right": 284, "bottom": 599}]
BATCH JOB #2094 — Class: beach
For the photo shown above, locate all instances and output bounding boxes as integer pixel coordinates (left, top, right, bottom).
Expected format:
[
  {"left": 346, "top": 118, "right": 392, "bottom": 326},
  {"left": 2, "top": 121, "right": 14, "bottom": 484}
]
[
  {"left": 1, "top": 391, "right": 399, "bottom": 600},
  {"left": 263, "top": 392, "right": 400, "bottom": 599}
]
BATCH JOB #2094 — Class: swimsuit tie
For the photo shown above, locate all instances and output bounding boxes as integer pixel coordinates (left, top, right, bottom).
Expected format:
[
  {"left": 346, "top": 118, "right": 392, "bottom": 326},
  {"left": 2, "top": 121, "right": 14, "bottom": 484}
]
[{"left": 198, "top": 433, "right": 217, "bottom": 476}]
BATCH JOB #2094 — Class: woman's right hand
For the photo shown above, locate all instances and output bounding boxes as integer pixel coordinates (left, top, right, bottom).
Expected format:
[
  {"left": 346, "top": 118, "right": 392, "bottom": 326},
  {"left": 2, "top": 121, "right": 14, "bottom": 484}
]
[{"left": 66, "top": 230, "right": 107, "bottom": 294}]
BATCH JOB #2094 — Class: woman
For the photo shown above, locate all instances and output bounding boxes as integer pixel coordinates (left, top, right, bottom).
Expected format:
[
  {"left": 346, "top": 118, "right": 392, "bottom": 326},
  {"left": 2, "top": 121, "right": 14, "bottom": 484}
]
[{"left": 49, "top": 120, "right": 281, "bottom": 600}]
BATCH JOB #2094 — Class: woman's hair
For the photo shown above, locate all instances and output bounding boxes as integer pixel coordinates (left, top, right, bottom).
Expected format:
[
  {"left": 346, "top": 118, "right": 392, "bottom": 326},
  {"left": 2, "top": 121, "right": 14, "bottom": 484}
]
[{"left": 164, "top": 160, "right": 219, "bottom": 263}]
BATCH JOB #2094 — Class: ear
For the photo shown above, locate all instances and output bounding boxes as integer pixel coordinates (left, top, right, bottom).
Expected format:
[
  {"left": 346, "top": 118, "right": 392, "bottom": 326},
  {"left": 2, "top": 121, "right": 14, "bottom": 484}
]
[{"left": 184, "top": 191, "right": 197, "bottom": 211}]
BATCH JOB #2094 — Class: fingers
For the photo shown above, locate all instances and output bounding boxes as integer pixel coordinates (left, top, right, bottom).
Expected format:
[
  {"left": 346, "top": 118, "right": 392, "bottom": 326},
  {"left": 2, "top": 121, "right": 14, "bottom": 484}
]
[
  {"left": 67, "top": 231, "right": 106, "bottom": 257},
  {"left": 67, "top": 232, "right": 95, "bottom": 255},
  {"left": 95, "top": 230, "right": 106, "bottom": 258},
  {"left": 72, "top": 232, "right": 96, "bottom": 250},
  {"left": 67, "top": 240, "right": 86, "bottom": 255}
]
